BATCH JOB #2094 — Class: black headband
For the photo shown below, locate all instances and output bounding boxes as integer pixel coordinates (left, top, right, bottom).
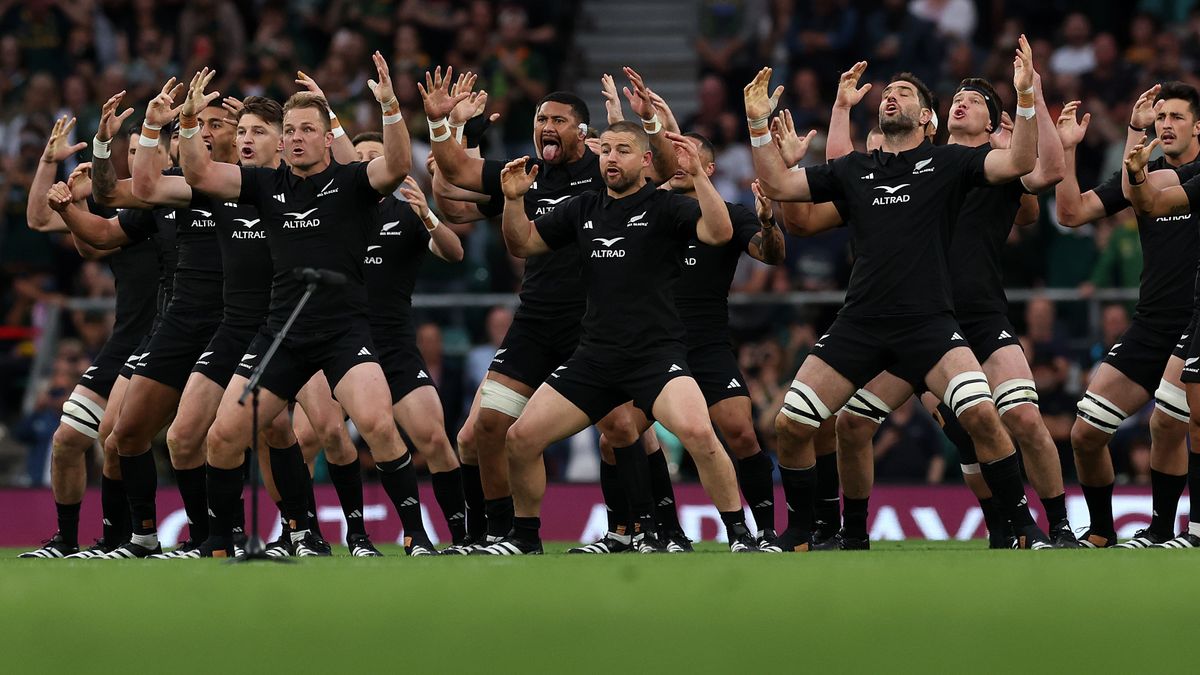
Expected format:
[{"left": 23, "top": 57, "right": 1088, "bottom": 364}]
[{"left": 956, "top": 85, "right": 1001, "bottom": 133}]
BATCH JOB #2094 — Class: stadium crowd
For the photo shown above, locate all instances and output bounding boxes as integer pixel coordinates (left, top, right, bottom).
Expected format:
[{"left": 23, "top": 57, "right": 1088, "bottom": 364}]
[{"left": 0, "top": 0, "right": 1190, "bottom": 515}]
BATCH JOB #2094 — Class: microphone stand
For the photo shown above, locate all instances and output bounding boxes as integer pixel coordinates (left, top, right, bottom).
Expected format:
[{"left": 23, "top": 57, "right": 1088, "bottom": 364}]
[{"left": 231, "top": 279, "right": 319, "bottom": 563}]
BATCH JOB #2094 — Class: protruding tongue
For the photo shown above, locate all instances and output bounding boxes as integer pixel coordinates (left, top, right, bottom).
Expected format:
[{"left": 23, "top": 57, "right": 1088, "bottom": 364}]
[{"left": 542, "top": 142, "right": 560, "bottom": 162}]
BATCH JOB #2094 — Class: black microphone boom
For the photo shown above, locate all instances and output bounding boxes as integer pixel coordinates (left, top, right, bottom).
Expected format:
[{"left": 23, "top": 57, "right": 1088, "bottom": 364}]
[{"left": 292, "top": 267, "right": 347, "bottom": 286}]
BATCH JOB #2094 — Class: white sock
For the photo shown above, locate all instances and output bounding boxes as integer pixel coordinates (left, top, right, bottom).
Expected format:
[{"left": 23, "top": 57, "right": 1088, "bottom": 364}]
[
  {"left": 290, "top": 529, "right": 310, "bottom": 544},
  {"left": 131, "top": 532, "right": 158, "bottom": 549},
  {"left": 609, "top": 532, "right": 631, "bottom": 545},
  {"left": 1188, "top": 522, "right": 1200, "bottom": 538}
]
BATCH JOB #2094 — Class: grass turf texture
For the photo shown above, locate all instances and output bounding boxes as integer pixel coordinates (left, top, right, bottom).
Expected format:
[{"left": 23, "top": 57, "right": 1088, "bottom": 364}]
[{"left": 2, "top": 541, "right": 1196, "bottom": 672}]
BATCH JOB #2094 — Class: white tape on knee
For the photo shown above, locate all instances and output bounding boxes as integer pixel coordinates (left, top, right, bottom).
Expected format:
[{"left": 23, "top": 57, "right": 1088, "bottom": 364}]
[
  {"left": 480, "top": 379, "right": 530, "bottom": 418},
  {"left": 60, "top": 393, "right": 105, "bottom": 440},
  {"left": 1076, "top": 391, "right": 1129, "bottom": 434},
  {"left": 943, "top": 371, "right": 992, "bottom": 417},
  {"left": 993, "top": 378, "right": 1038, "bottom": 416},
  {"left": 960, "top": 462, "right": 981, "bottom": 475},
  {"left": 841, "top": 388, "right": 893, "bottom": 424},
  {"left": 1154, "top": 379, "right": 1190, "bottom": 424},
  {"left": 781, "top": 381, "right": 832, "bottom": 428}
]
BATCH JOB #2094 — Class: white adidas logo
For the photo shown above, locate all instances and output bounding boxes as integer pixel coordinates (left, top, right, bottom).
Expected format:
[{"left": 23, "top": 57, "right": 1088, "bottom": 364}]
[
  {"left": 668, "top": 364, "right": 683, "bottom": 373},
  {"left": 347, "top": 510, "right": 362, "bottom": 519},
  {"left": 273, "top": 193, "right": 286, "bottom": 203},
  {"left": 583, "top": 220, "right": 593, "bottom": 229},
  {"left": 998, "top": 330, "right": 1012, "bottom": 339},
  {"left": 417, "top": 370, "right": 429, "bottom": 379},
  {"left": 358, "top": 347, "right": 371, "bottom": 357},
  {"left": 727, "top": 378, "right": 741, "bottom": 389},
  {"left": 82, "top": 366, "right": 98, "bottom": 379},
  {"left": 951, "top": 332, "right": 963, "bottom": 340},
  {"left": 860, "top": 172, "right": 874, "bottom": 180},
  {"left": 550, "top": 365, "right": 567, "bottom": 379}
]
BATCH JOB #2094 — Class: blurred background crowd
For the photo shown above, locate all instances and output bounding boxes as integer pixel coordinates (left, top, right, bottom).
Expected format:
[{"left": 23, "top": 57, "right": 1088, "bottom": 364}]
[{"left": 0, "top": 1, "right": 1186, "bottom": 489}]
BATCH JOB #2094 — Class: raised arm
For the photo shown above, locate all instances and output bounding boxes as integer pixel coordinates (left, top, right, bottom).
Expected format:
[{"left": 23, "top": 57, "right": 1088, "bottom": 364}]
[
  {"left": 670, "top": 132, "right": 731, "bottom": 245},
  {"left": 178, "top": 69, "right": 243, "bottom": 200},
  {"left": 420, "top": 66, "right": 480, "bottom": 191},
  {"left": 623, "top": 66, "right": 677, "bottom": 184},
  {"left": 771, "top": 109, "right": 817, "bottom": 169},
  {"left": 47, "top": 182, "right": 130, "bottom": 249},
  {"left": 398, "top": 176, "right": 464, "bottom": 263},
  {"left": 1019, "top": 72, "right": 1065, "bottom": 193},
  {"left": 747, "top": 181, "right": 785, "bottom": 264},
  {"left": 91, "top": 91, "right": 151, "bottom": 209},
  {"left": 1124, "top": 137, "right": 1192, "bottom": 216},
  {"left": 296, "top": 70, "right": 356, "bottom": 164},
  {"left": 132, "top": 78, "right": 193, "bottom": 207},
  {"left": 1053, "top": 101, "right": 1107, "bottom": 226},
  {"left": 365, "top": 51, "right": 413, "bottom": 193},
  {"left": 744, "top": 68, "right": 815, "bottom": 201},
  {"left": 828, "top": 61, "right": 870, "bottom": 161},
  {"left": 499, "top": 157, "right": 550, "bottom": 257},
  {"left": 982, "top": 35, "right": 1038, "bottom": 184},
  {"left": 28, "top": 116, "right": 88, "bottom": 233},
  {"left": 601, "top": 73, "right": 624, "bottom": 124}
]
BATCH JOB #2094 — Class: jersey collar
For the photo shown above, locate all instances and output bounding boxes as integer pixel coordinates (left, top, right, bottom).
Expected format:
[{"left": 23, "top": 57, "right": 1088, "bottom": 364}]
[
  {"left": 871, "top": 138, "right": 934, "bottom": 167},
  {"left": 600, "top": 181, "right": 657, "bottom": 210}
]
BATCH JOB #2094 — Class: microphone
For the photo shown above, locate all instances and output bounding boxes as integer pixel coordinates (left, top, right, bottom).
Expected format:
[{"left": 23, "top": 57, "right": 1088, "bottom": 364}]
[{"left": 292, "top": 267, "right": 347, "bottom": 286}]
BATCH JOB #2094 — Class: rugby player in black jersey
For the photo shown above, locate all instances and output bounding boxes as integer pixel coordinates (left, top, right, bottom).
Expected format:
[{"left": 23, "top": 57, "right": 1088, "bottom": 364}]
[
  {"left": 178, "top": 57, "right": 441, "bottom": 556},
  {"left": 570, "top": 131, "right": 786, "bottom": 554},
  {"left": 423, "top": 67, "right": 679, "bottom": 548},
  {"left": 478, "top": 122, "right": 754, "bottom": 554},
  {"left": 1056, "top": 83, "right": 1200, "bottom": 548},
  {"left": 352, "top": 131, "right": 471, "bottom": 553},
  {"left": 19, "top": 118, "right": 155, "bottom": 558},
  {"left": 818, "top": 66, "right": 1077, "bottom": 549},
  {"left": 746, "top": 36, "right": 1050, "bottom": 551},
  {"left": 1113, "top": 115, "right": 1200, "bottom": 548}
]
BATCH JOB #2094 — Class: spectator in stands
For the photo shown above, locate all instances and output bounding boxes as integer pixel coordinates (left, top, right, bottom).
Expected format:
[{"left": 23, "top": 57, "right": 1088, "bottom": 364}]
[
  {"left": 874, "top": 399, "right": 945, "bottom": 484},
  {"left": 177, "top": 0, "right": 246, "bottom": 73},
  {"left": 0, "top": 0, "right": 76, "bottom": 78},
  {"left": 12, "top": 348, "right": 80, "bottom": 486},
  {"left": 861, "top": 0, "right": 942, "bottom": 86},
  {"left": 695, "top": 0, "right": 766, "bottom": 88},
  {"left": 1081, "top": 33, "right": 1138, "bottom": 105},
  {"left": 399, "top": 0, "right": 467, "bottom": 62},
  {"left": 1083, "top": 215, "right": 1142, "bottom": 313},
  {"left": 1050, "top": 12, "right": 1096, "bottom": 77},
  {"left": 910, "top": 0, "right": 976, "bottom": 43},
  {"left": 1021, "top": 296, "right": 1072, "bottom": 387},
  {"left": 463, "top": 305, "right": 512, "bottom": 403},
  {"left": 483, "top": 4, "right": 549, "bottom": 158},
  {"left": 417, "top": 321, "right": 464, "bottom": 438},
  {"left": 785, "top": 0, "right": 858, "bottom": 89},
  {"left": 1125, "top": 13, "right": 1159, "bottom": 69},
  {"left": 1083, "top": 303, "right": 1130, "bottom": 373}
]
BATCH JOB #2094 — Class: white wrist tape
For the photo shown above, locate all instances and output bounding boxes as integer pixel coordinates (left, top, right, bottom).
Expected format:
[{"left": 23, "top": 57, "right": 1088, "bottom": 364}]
[
  {"left": 138, "top": 134, "right": 159, "bottom": 148},
  {"left": 180, "top": 124, "right": 200, "bottom": 138},
  {"left": 382, "top": 111, "right": 403, "bottom": 126},
  {"left": 142, "top": 122, "right": 162, "bottom": 131},
  {"left": 92, "top": 136, "right": 111, "bottom": 159},
  {"left": 642, "top": 115, "right": 662, "bottom": 134},
  {"left": 424, "top": 210, "right": 441, "bottom": 232},
  {"left": 750, "top": 132, "right": 773, "bottom": 148},
  {"left": 428, "top": 117, "right": 452, "bottom": 143},
  {"left": 332, "top": 126, "right": 346, "bottom": 138},
  {"left": 449, "top": 121, "right": 465, "bottom": 143},
  {"left": 1015, "top": 105, "right": 1035, "bottom": 119}
]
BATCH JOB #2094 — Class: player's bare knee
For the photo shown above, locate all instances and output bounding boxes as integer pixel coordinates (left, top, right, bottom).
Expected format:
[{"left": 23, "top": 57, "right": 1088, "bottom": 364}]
[
  {"left": 504, "top": 421, "right": 542, "bottom": 461},
  {"left": 835, "top": 411, "right": 876, "bottom": 445},
  {"left": 51, "top": 425, "right": 91, "bottom": 457},
  {"left": 775, "top": 411, "right": 816, "bottom": 445},
  {"left": 723, "top": 422, "right": 760, "bottom": 458},
  {"left": 956, "top": 403, "right": 1004, "bottom": 438},
  {"left": 1069, "top": 418, "right": 1109, "bottom": 456}
]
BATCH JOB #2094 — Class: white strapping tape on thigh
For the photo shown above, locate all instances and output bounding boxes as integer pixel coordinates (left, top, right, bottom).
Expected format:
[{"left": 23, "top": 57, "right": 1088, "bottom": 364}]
[
  {"left": 1076, "top": 391, "right": 1129, "bottom": 434},
  {"left": 943, "top": 371, "right": 992, "bottom": 417},
  {"left": 993, "top": 378, "right": 1038, "bottom": 416},
  {"left": 480, "top": 379, "right": 530, "bottom": 419},
  {"left": 781, "top": 380, "right": 832, "bottom": 428},
  {"left": 960, "top": 462, "right": 981, "bottom": 475},
  {"left": 60, "top": 393, "right": 105, "bottom": 440},
  {"left": 1154, "top": 379, "right": 1190, "bottom": 424},
  {"left": 840, "top": 388, "right": 893, "bottom": 424}
]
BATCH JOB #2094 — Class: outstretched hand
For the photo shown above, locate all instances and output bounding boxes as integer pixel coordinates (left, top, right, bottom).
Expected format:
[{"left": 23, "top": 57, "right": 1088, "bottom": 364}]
[
  {"left": 1055, "top": 100, "right": 1090, "bottom": 150},
  {"left": 1124, "top": 136, "right": 1159, "bottom": 176},
  {"left": 835, "top": 61, "right": 872, "bottom": 109},
  {"left": 42, "top": 116, "right": 88, "bottom": 163},
  {"left": 500, "top": 156, "right": 539, "bottom": 199},
  {"left": 181, "top": 68, "right": 220, "bottom": 118},
  {"left": 97, "top": 91, "right": 135, "bottom": 142},
  {"left": 770, "top": 109, "right": 816, "bottom": 166},
  {"left": 743, "top": 67, "right": 784, "bottom": 123}
]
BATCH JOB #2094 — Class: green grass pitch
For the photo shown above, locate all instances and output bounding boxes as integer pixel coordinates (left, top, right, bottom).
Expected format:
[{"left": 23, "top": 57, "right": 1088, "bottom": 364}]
[{"left": 2, "top": 541, "right": 1196, "bottom": 672}]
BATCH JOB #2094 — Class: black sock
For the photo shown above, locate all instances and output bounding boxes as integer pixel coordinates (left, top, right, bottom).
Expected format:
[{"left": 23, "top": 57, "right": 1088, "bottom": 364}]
[
  {"left": 979, "top": 497, "right": 1012, "bottom": 546},
  {"left": 378, "top": 454, "right": 429, "bottom": 542},
  {"left": 979, "top": 454, "right": 1036, "bottom": 529},
  {"left": 327, "top": 458, "right": 366, "bottom": 537},
  {"left": 485, "top": 496, "right": 514, "bottom": 538},
  {"left": 233, "top": 450, "right": 250, "bottom": 534},
  {"left": 1041, "top": 492, "right": 1068, "bottom": 528},
  {"left": 512, "top": 515, "right": 540, "bottom": 541},
  {"left": 614, "top": 440, "right": 656, "bottom": 536},
  {"left": 120, "top": 451, "right": 157, "bottom": 535},
  {"left": 599, "top": 460, "right": 631, "bottom": 536},
  {"left": 1188, "top": 452, "right": 1200, "bottom": 527},
  {"left": 460, "top": 462, "right": 486, "bottom": 538},
  {"left": 269, "top": 443, "right": 310, "bottom": 530},
  {"left": 813, "top": 452, "right": 839, "bottom": 533},
  {"left": 302, "top": 467, "right": 323, "bottom": 539},
  {"left": 100, "top": 475, "right": 130, "bottom": 545},
  {"left": 1150, "top": 468, "right": 1187, "bottom": 537},
  {"left": 55, "top": 501, "right": 80, "bottom": 548},
  {"left": 646, "top": 450, "right": 681, "bottom": 532},
  {"left": 174, "top": 465, "right": 208, "bottom": 543},
  {"left": 778, "top": 464, "right": 815, "bottom": 540},
  {"left": 1080, "top": 481, "right": 1115, "bottom": 535},
  {"left": 431, "top": 467, "right": 467, "bottom": 542},
  {"left": 719, "top": 509, "right": 750, "bottom": 540},
  {"left": 205, "top": 464, "right": 244, "bottom": 545},
  {"left": 843, "top": 496, "right": 869, "bottom": 540},
  {"left": 737, "top": 450, "right": 776, "bottom": 533},
  {"left": 937, "top": 403, "right": 979, "bottom": 465}
]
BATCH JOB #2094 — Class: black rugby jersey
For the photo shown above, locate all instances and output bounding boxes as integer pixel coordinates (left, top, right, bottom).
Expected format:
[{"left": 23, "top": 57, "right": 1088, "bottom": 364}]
[
  {"left": 674, "top": 200, "right": 761, "bottom": 347},
  {"left": 535, "top": 183, "right": 703, "bottom": 354},
  {"left": 479, "top": 149, "right": 603, "bottom": 322},
  {"left": 107, "top": 212, "right": 159, "bottom": 342},
  {"left": 948, "top": 167, "right": 1027, "bottom": 315},
  {"left": 209, "top": 196, "right": 272, "bottom": 328},
  {"left": 805, "top": 140, "right": 991, "bottom": 318},
  {"left": 238, "top": 158, "right": 383, "bottom": 337},
  {"left": 162, "top": 167, "right": 224, "bottom": 316},
  {"left": 117, "top": 206, "right": 178, "bottom": 327},
  {"left": 1097, "top": 157, "right": 1200, "bottom": 328},
  {"left": 365, "top": 196, "right": 429, "bottom": 339}
]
